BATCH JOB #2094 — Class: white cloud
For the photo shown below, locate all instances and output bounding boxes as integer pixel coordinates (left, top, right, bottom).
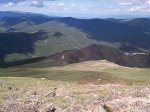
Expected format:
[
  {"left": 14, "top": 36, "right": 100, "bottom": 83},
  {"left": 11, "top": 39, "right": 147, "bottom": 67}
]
[
  {"left": 0, "top": 0, "right": 150, "bottom": 17},
  {"left": 3, "top": 2, "right": 15, "bottom": 7},
  {"left": 130, "top": 6, "right": 141, "bottom": 12},
  {"left": 31, "top": 0, "right": 44, "bottom": 7},
  {"left": 7, "top": 2, "right": 15, "bottom": 6},
  {"left": 58, "top": 3, "right": 64, "bottom": 6},
  {"left": 147, "top": 0, "right": 150, "bottom": 4},
  {"left": 71, "top": 4, "right": 77, "bottom": 6},
  {"left": 119, "top": 2, "right": 132, "bottom": 5},
  {"left": 113, "top": 0, "right": 150, "bottom": 13},
  {"left": 45, "top": 2, "right": 93, "bottom": 13}
]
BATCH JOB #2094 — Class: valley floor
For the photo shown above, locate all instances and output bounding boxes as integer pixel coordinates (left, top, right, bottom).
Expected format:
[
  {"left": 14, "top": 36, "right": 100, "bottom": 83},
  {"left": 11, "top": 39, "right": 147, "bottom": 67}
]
[{"left": 0, "top": 60, "right": 150, "bottom": 112}]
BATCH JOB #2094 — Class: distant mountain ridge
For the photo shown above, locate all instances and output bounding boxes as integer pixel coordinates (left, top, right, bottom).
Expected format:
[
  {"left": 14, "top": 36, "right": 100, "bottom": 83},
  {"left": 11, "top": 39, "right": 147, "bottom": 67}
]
[
  {"left": 0, "top": 11, "right": 150, "bottom": 66},
  {"left": 4, "top": 44, "right": 150, "bottom": 68},
  {"left": 46, "top": 44, "right": 150, "bottom": 68},
  {"left": 0, "top": 11, "right": 52, "bottom": 18}
]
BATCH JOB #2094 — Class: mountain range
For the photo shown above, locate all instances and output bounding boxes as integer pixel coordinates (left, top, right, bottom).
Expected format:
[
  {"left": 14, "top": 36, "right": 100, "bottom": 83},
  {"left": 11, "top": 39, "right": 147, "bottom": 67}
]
[{"left": 0, "top": 11, "right": 150, "bottom": 67}]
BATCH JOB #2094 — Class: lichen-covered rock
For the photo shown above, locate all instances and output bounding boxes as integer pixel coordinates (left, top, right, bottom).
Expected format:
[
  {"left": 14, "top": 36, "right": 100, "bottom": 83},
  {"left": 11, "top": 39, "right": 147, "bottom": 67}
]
[
  {"left": 64, "top": 105, "right": 84, "bottom": 112},
  {"left": 105, "top": 97, "right": 150, "bottom": 112},
  {"left": 64, "top": 103, "right": 107, "bottom": 112},
  {"left": 41, "top": 103, "right": 60, "bottom": 112},
  {"left": 86, "top": 103, "right": 107, "bottom": 112}
]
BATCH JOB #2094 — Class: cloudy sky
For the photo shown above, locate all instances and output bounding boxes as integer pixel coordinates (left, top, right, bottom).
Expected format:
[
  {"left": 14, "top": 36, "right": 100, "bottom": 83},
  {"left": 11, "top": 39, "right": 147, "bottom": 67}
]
[{"left": 0, "top": 0, "right": 150, "bottom": 18}]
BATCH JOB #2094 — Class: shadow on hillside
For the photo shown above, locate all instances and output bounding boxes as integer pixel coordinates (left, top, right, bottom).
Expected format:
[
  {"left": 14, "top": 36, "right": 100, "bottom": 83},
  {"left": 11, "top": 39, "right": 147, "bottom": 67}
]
[
  {"left": 57, "top": 18, "right": 150, "bottom": 42},
  {"left": 0, "top": 31, "right": 47, "bottom": 65}
]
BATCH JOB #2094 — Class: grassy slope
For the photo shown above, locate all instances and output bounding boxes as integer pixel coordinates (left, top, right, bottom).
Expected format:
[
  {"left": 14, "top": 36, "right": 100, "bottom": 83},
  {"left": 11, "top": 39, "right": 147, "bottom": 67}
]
[
  {"left": 1, "top": 60, "right": 150, "bottom": 85},
  {"left": 8, "top": 21, "right": 34, "bottom": 31},
  {"left": 4, "top": 53, "right": 31, "bottom": 62},
  {"left": 4, "top": 21, "right": 120, "bottom": 62},
  {"left": 0, "top": 60, "right": 150, "bottom": 110}
]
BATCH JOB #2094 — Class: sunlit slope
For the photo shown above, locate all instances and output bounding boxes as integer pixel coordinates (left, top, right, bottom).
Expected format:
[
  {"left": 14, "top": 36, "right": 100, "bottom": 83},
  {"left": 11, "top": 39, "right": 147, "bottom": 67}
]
[
  {"left": 7, "top": 21, "right": 35, "bottom": 32},
  {"left": 7, "top": 60, "right": 149, "bottom": 85},
  {"left": 43, "top": 60, "right": 150, "bottom": 84},
  {"left": 48, "top": 60, "right": 120, "bottom": 71}
]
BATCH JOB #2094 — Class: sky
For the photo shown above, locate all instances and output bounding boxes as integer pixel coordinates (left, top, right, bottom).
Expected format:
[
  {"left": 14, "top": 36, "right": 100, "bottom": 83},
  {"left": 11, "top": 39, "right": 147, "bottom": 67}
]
[{"left": 0, "top": 0, "right": 150, "bottom": 18}]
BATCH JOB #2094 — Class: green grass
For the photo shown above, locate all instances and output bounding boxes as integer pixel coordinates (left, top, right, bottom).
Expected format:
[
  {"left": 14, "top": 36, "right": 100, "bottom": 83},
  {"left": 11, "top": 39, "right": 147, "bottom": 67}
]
[
  {"left": 48, "top": 96, "right": 70, "bottom": 109},
  {"left": 4, "top": 53, "right": 31, "bottom": 62},
  {"left": 0, "top": 68, "right": 115, "bottom": 82},
  {"left": 0, "top": 77, "right": 67, "bottom": 104},
  {"left": 0, "top": 61, "right": 150, "bottom": 108},
  {"left": 9, "top": 21, "right": 34, "bottom": 32},
  {"left": 0, "top": 64, "right": 150, "bottom": 85},
  {"left": 103, "top": 67, "right": 150, "bottom": 84}
]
